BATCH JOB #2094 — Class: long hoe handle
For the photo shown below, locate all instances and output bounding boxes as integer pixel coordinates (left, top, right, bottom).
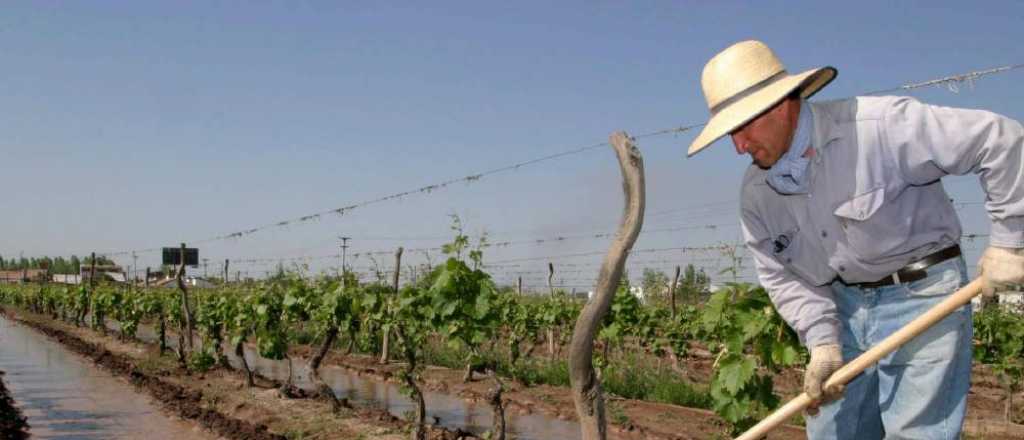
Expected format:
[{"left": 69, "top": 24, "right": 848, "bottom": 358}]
[{"left": 734, "top": 277, "right": 984, "bottom": 440}]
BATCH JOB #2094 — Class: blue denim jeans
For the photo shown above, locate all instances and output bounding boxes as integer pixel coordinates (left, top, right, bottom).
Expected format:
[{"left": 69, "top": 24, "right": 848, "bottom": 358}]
[{"left": 805, "top": 256, "right": 973, "bottom": 440}]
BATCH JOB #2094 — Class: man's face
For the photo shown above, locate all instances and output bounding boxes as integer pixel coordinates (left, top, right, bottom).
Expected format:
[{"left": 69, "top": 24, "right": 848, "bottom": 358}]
[{"left": 729, "top": 98, "right": 800, "bottom": 169}]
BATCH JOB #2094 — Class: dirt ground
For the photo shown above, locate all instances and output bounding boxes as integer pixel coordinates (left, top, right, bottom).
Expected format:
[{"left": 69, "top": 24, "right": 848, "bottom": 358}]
[
  {"left": 291, "top": 344, "right": 807, "bottom": 440},
  {"left": 294, "top": 339, "right": 1024, "bottom": 440},
  {"left": 657, "top": 343, "right": 1024, "bottom": 436},
  {"left": 9, "top": 306, "right": 1024, "bottom": 440}
]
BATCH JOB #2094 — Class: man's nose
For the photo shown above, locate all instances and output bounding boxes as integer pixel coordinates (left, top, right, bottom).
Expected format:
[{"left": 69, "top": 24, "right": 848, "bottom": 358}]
[{"left": 731, "top": 131, "right": 750, "bottom": 155}]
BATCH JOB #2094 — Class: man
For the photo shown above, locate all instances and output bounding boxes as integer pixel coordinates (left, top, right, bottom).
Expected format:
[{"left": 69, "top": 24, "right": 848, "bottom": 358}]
[{"left": 688, "top": 40, "right": 1024, "bottom": 439}]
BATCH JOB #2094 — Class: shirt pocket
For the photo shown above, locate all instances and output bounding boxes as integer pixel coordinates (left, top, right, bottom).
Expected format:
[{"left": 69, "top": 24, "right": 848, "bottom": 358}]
[
  {"left": 833, "top": 186, "right": 910, "bottom": 261},
  {"left": 769, "top": 225, "right": 834, "bottom": 286}
]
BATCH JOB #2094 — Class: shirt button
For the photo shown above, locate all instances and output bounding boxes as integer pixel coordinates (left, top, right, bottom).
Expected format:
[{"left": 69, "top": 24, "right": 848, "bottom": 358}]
[
  {"left": 786, "top": 258, "right": 793, "bottom": 264},
  {"left": 839, "top": 266, "right": 846, "bottom": 272},
  {"left": 821, "top": 230, "right": 828, "bottom": 238}
]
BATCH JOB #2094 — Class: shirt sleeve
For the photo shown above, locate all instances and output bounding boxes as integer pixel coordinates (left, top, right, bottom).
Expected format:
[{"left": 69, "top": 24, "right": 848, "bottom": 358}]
[
  {"left": 741, "top": 204, "right": 841, "bottom": 348},
  {"left": 883, "top": 96, "right": 1024, "bottom": 248}
]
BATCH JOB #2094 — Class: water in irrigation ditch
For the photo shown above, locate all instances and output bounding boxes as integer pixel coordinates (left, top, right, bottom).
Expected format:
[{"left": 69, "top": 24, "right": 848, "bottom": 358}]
[
  {"left": 0, "top": 316, "right": 215, "bottom": 440},
  {"left": 117, "top": 321, "right": 582, "bottom": 440}
]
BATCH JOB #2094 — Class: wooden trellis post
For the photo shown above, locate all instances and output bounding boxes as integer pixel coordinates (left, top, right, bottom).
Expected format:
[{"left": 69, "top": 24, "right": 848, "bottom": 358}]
[{"left": 569, "top": 132, "right": 645, "bottom": 440}]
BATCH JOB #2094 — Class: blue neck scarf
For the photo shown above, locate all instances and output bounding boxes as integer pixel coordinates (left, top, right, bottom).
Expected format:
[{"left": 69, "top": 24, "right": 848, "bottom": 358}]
[{"left": 766, "top": 101, "right": 814, "bottom": 194}]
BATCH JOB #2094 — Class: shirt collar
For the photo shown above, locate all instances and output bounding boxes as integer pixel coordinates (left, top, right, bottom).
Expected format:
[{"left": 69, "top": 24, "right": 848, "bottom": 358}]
[{"left": 806, "top": 101, "right": 842, "bottom": 163}]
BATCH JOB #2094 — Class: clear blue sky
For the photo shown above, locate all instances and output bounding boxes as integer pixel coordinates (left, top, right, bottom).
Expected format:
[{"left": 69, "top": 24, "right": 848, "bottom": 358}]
[{"left": 3, "top": 1, "right": 1022, "bottom": 286}]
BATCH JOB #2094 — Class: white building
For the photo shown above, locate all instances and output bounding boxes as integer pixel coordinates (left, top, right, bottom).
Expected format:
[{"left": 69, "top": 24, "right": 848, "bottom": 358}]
[
  {"left": 151, "top": 276, "right": 217, "bottom": 289},
  {"left": 971, "top": 290, "right": 1024, "bottom": 312},
  {"left": 53, "top": 274, "right": 82, "bottom": 284},
  {"left": 629, "top": 285, "right": 645, "bottom": 302}
]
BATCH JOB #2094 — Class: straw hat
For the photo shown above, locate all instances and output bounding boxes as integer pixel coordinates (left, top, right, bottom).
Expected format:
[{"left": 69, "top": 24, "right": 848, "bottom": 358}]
[{"left": 687, "top": 40, "right": 836, "bottom": 157}]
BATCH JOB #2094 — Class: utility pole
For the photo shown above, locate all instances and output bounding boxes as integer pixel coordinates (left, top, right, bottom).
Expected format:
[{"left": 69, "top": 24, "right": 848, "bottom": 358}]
[
  {"left": 89, "top": 252, "right": 96, "bottom": 289},
  {"left": 202, "top": 258, "right": 209, "bottom": 278},
  {"left": 339, "top": 236, "right": 351, "bottom": 286},
  {"left": 132, "top": 252, "right": 138, "bottom": 284},
  {"left": 548, "top": 262, "right": 555, "bottom": 296},
  {"left": 176, "top": 243, "right": 195, "bottom": 353}
]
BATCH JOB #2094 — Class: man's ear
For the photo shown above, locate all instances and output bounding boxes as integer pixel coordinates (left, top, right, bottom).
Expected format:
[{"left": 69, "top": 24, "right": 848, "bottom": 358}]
[
  {"left": 785, "top": 97, "right": 802, "bottom": 125},
  {"left": 785, "top": 96, "right": 802, "bottom": 115}
]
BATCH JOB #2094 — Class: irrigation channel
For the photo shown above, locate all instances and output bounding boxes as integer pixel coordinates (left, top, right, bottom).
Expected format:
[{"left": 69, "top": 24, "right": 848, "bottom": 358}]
[
  {"left": 33, "top": 314, "right": 582, "bottom": 439},
  {"left": 0, "top": 315, "right": 215, "bottom": 439}
]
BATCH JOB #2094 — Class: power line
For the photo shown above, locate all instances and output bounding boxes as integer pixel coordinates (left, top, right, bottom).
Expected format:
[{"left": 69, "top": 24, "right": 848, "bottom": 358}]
[
  {"left": 223, "top": 220, "right": 743, "bottom": 266},
  {"left": 216, "top": 241, "right": 741, "bottom": 268},
  {"left": 864, "top": 63, "right": 1024, "bottom": 95},
  {"left": 98, "top": 62, "right": 1023, "bottom": 257},
  {"left": 645, "top": 200, "right": 739, "bottom": 218},
  {"left": 170, "top": 194, "right": 990, "bottom": 259},
  {"left": 484, "top": 244, "right": 741, "bottom": 264},
  {"left": 210, "top": 224, "right": 990, "bottom": 269}
]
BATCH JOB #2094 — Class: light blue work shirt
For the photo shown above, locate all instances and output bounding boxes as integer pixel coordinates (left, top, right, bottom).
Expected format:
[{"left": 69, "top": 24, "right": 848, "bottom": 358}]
[{"left": 740, "top": 96, "right": 1024, "bottom": 347}]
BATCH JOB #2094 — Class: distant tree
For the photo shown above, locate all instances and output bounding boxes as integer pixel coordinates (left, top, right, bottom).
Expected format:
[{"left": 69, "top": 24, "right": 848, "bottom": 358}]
[
  {"left": 52, "top": 257, "right": 68, "bottom": 274},
  {"left": 641, "top": 268, "right": 670, "bottom": 306},
  {"left": 70, "top": 255, "right": 81, "bottom": 273},
  {"left": 81, "top": 254, "right": 114, "bottom": 267},
  {"left": 340, "top": 268, "right": 359, "bottom": 288},
  {"left": 0, "top": 256, "right": 86, "bottom": 272},
  {"left": 679, "top": 264, "right": 711, "bottom": 303}
]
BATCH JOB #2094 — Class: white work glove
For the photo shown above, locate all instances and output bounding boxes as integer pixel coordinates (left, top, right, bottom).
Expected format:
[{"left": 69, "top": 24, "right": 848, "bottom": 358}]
[
  {"left": 804, "top": 343, "right": 843, "bottom": 415},
  {"left": 978, "top": 246, "right": 1024, "bottom": 295}
]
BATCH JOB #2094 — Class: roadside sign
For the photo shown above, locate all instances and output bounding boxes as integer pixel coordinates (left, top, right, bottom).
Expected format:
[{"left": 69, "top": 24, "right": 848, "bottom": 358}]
[{"left": 162, "top": 247, "right": 199, "bottom": 267}]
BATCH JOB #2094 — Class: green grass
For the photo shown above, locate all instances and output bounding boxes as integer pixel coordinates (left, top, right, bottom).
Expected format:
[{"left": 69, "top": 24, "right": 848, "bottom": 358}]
[
  {"left": 418, "top": 339, "right": 712, "bottom": 410},
  {"left": 510, "top": 357, "right": 571, "bottom": 387},
  {"left": 601, "top": 357, "right": 711, "bottom": 409},
  {"left": 607, "top": 401, "right": 630, "bottom": 426}
]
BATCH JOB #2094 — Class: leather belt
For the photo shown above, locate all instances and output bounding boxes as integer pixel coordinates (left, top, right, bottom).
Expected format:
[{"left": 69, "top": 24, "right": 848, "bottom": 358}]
[{"left": 844, "top": 245, "right": 962, "bottom": 289}]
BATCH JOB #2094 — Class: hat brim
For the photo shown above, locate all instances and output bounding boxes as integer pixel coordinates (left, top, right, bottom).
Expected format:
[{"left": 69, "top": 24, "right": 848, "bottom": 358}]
[{"left": 687, "top": 66, "right": 836, "bottom": 157}]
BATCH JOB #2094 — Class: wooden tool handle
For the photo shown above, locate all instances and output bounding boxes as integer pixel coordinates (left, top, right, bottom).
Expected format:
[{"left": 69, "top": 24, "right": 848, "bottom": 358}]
[{"left": 734, "top": 277, "right": 984, "bottom": 440}]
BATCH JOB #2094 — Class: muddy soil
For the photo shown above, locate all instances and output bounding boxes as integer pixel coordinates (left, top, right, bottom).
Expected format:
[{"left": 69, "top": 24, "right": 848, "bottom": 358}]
[
  {"left": 75, "top": 310, "right": 779, "bottom": 439},
  {"left": 8, "top": 309, "right": 478, "bottom": 440},
  {"left": 291, "top": 345, "right": 807, "bottom": 440},
  {"left": 508, "top": 338, "right": 1024, "bottom": 430},
  {"left": 0, "top": 369, "right": 29, "bottom": 440},
  {"left": 111, "top": 315, "right": 754, "bottom": 439},
  {"left": 10, "top": 314, "right": 287, "bottom": 440},
  {"left": 14, "top": 306, "right": 1023, "bottom": 439},
  {"left": 0, "top": 314, "right": 222, "bottom": 440},
  {"left": 539, "top": 339, "right": 1024, "bottom": 436},
  {"left": 294, "top": 338, "right": 1024, "bottom": 440}
]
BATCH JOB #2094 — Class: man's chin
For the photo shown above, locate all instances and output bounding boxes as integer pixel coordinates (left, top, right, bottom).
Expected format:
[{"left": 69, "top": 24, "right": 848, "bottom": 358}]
[{"left": 753, "top": 158, "right": 775, "bottom": 169}]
